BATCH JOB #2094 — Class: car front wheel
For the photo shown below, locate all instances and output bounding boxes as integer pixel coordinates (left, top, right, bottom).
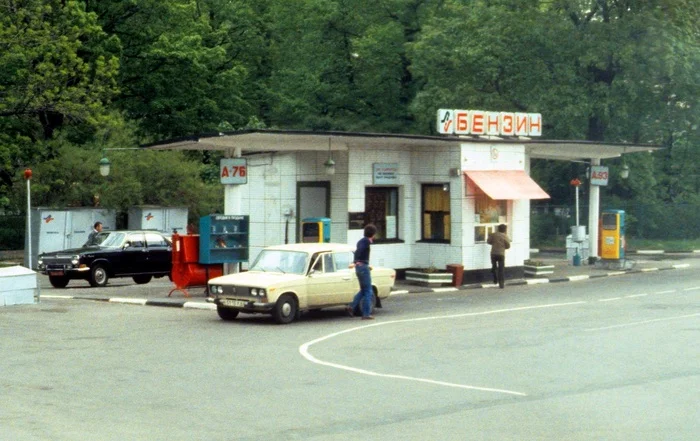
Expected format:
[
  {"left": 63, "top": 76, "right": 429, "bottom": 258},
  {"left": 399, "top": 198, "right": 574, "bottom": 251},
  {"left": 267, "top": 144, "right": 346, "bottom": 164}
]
[
  {"left": 89, "top": 265, "right": 109, "bottom": 287},
  {"left": 133, "top": 275, "right": 152, "bottom": 284},
  {"left": 272, "top": 294, "right": 298, "bottom": 324},
  {"left": 217, "top": 305, "right": 239, "bottom": 321},
  {"left": 49, "top": 275, "right": 69, "bottom": 288}
]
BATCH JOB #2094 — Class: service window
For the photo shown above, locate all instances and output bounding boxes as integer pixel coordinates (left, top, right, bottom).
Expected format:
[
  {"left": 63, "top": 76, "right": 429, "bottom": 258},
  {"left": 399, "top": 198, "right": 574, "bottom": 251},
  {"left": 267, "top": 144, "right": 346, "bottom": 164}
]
[
  {"left": 365, "top": 187, "right": 399, "bottom": 241},
  {"left": 474, "top": 188, "right": 507, "bottom": 243},
  {"left": 421, "top": 184, "right": 451, "bottom": 242}
]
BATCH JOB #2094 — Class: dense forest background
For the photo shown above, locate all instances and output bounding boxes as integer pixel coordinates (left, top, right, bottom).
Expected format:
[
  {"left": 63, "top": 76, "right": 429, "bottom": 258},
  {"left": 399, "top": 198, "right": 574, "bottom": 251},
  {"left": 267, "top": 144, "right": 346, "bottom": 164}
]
[{"left": 1, "top": 0, "right": 699, "bottom": 245}]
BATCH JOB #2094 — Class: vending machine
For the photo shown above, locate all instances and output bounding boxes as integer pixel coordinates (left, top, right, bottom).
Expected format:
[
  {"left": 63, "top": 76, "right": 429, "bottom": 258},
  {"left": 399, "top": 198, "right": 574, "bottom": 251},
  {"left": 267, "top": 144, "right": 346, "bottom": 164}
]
[
  {"left": 600, "top": 209, "right": 625, "bottom": 260},
  {"left": 301, "top": 217, "right": 331, "bottom": 243}
]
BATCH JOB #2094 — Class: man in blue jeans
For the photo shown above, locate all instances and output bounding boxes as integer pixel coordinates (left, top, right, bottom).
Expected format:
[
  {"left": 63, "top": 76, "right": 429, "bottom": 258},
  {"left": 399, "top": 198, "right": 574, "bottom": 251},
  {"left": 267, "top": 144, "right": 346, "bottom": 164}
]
[{"left": 346, "top": 224, "right": 377, "bottom": 320}]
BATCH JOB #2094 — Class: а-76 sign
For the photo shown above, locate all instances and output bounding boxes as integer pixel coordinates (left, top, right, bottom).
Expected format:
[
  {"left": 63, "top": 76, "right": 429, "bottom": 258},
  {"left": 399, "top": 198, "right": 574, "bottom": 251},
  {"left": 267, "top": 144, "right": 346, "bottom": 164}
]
[{"left": 220, "top": 158, "right": 247, "bottom": 184}]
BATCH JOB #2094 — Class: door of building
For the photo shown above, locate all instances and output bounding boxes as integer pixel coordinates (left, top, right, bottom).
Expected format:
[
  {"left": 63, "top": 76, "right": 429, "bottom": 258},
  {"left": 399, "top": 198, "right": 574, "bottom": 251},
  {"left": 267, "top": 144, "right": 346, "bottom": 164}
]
[{"left": 297, "top": 182, "right": 330, "bottom": 243}]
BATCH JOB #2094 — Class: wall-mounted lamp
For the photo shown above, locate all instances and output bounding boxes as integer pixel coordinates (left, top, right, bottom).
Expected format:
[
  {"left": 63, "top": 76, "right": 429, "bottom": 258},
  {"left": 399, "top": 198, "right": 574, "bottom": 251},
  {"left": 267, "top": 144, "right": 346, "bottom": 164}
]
[
  {"left": 324, "top": 138, "right": 336, "bottom": 175},
  {"left": 99, "top": 156, "right": 111, "bottom": 177},
  {"left": 620, "top": 147, "right": 629, "bottom": 179},
  {"left": 442, "top": 183, "right": 450, "bottom": 192},
  {"left": 98, "top": 148, "right": 141, "bottom": 177},
  {"left": 620, "top": 164, "right": 630, "bottom": 179}
]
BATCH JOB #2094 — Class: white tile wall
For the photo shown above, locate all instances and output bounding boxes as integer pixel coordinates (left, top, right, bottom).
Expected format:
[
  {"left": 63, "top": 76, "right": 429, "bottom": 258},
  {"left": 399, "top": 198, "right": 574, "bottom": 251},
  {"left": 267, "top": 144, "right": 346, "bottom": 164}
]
[{"left": 232, "top": 140, "right": 535, "bottom": 271}]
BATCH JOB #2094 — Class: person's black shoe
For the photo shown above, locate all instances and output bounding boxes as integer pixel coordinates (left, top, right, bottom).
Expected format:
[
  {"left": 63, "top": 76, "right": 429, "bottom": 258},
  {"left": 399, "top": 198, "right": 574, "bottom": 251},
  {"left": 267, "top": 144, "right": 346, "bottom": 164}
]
[{"left": 344, "top": 306, "right": 354, "bottom": 317}]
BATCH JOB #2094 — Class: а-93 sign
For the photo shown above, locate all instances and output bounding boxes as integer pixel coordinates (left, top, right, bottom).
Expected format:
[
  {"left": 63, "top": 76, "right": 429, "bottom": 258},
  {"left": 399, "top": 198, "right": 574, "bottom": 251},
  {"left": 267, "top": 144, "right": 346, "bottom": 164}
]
[
  {"left": 220, "top": 158, "right": 247, "bottom": 184},
  {"left": 590, "top": 166, "right": 609, "bottom": 186}
]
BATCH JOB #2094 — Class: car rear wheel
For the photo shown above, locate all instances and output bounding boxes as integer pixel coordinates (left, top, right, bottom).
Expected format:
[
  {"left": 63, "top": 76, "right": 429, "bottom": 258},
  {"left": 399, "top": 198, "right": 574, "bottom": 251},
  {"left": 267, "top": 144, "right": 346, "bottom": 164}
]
[
  {"left": 133, "top": 275, "right": 152, "bottom": 284},
  {"left": 272, "top": 294, "right": 298, "bottom": 324},
  {"left": 49, "top": 275, "right": 69, "bottom": 288},
  {"left": 217, "top": 305, "right": 239, "bottom": 321},
  {"left": 89, "top": 265, "right": 109, "bottom": 287}
]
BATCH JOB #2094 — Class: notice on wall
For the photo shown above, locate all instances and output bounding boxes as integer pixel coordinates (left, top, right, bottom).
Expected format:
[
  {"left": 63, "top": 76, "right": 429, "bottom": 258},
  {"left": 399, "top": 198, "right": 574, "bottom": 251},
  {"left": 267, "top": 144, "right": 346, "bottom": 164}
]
[
  {"left": 385, "top": 215, "right": 397, "bottom": 239},
  {"left": 348, "top": 212, "right": 365, "bottom": 230},
  {"left": 373, "top": 163, "right": 399, "bottom": 184}
]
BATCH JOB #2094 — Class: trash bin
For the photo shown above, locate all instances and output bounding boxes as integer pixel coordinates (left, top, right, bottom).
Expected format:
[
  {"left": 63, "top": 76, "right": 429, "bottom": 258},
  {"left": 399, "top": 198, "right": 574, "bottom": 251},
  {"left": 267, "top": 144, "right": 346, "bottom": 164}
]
[{"left": 446, "top": 264, "right": 464, "bottom": 287}]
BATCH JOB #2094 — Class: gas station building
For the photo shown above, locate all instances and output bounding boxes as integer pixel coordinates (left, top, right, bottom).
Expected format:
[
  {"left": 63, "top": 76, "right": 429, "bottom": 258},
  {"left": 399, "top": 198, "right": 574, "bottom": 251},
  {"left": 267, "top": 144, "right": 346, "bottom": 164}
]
[{"left": 146, "top": 120, "right": 660, "bottom": 282}]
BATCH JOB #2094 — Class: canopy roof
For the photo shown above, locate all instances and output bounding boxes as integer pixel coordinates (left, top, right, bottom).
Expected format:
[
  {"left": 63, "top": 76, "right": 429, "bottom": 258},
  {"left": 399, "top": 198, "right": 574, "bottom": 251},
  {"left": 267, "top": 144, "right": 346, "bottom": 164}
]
[
  {"left": 465, "top": 170, "right": 550, "bottom": 200},
  {"left": 142, "top": 129, "right": 662, "bottom": 161}
]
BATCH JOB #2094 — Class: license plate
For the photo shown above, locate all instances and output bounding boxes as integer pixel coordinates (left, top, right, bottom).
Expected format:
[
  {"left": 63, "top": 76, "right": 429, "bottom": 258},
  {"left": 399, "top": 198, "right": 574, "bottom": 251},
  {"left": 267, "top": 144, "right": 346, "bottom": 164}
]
[
  {"left": 49, "top": 271, "right": 65, "bottom": 276},
  {"left": 221, "top": 299, "right": 246, "bottom": 308}
]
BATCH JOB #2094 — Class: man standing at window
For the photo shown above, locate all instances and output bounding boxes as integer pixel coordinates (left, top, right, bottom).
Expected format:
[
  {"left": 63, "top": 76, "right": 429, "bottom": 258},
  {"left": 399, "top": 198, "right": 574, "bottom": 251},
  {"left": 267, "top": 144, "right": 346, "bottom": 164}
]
[
  {"left": 346, "top": 224, "right": 377, "bottom": 320},
  {"left": 487, "top": 224, "right": 511, "bottom": 289}
]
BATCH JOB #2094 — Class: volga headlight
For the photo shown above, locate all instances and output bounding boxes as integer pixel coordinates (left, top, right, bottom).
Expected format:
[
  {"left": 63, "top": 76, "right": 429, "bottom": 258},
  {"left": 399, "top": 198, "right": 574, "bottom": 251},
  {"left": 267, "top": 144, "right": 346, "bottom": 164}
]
[
  {"left": 38, "top": 258, "right": 43, "bottom": 266},
  {"left": 71, "top": 255, "right": 80, "bottom": 265},
  {"left": 251, "top": 288, "right": 258, "bottom": 296},
  {"left": 210, "top": 285, "right": 223, "bottom": 294}
]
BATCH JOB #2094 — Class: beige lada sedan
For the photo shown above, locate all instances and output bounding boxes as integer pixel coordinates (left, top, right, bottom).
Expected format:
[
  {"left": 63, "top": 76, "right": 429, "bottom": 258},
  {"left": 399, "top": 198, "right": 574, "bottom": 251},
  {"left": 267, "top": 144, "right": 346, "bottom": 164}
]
[{"left": 207, "top": 243, "right": 396, "bottom": 324}]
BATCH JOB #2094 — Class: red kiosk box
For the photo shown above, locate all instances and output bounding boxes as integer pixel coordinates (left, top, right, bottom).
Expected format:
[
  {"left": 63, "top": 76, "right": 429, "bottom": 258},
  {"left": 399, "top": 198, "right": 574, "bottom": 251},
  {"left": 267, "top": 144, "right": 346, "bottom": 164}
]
[{"left": 169, "top": 232, "right": 223, "bottom": 297}]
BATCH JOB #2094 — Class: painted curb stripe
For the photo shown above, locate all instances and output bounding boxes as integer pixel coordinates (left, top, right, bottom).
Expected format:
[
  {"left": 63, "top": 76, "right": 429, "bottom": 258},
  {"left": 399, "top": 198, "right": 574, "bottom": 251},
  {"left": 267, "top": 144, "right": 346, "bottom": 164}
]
[
  {"left": 183, "top": 302, "right": 216, "bottom": 310},
  {"left": 109, "top": 298, "right": 147, "bottom": 305}
]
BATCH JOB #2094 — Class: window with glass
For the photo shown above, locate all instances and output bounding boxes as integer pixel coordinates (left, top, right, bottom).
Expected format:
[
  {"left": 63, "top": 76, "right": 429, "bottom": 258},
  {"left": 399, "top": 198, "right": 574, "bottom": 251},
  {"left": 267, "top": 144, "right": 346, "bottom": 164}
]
[
  {"left": 473, "top": 188, "right": 507, "bottom": 242},
  {"left": 421, "top": 184, "right": 451, "bottom": 242},
  {"left": 365, "top": 187, "right": 399, "bottom": 241}
]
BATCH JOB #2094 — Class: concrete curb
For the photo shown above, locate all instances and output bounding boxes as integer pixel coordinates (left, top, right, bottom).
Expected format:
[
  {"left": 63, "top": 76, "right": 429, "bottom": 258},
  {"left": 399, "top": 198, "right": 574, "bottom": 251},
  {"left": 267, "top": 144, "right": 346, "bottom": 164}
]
[
  {"left": 39, "top": 262, "right": 692, "bottom": 309},
  {"left": 391, "top": 263, "right": 691, "bottom": 296}
]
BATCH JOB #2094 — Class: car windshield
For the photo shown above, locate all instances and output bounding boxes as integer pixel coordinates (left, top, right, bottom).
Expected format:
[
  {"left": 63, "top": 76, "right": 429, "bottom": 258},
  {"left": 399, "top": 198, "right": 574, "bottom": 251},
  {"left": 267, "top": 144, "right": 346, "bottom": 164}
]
[
  {"left": 97, "top": 232, "right": 127, "bottom": 248},
  {"left": 249, "top": 250, "right": 308, "bottom": 275}
]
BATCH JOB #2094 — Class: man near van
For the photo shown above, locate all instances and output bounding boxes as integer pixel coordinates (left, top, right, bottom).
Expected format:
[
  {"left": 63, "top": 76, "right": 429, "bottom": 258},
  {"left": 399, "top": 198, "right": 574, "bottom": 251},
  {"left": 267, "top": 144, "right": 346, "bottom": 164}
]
[{"left": 84, "top": 221, "right": 103, "bottom": 246}]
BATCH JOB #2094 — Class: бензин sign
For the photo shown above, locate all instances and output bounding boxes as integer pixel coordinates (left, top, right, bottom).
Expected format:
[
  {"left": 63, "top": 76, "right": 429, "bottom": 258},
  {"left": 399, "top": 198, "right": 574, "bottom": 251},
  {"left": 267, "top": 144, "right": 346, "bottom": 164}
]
[{"left": 438, "top": 109, "right": 542, "bottom": 137}]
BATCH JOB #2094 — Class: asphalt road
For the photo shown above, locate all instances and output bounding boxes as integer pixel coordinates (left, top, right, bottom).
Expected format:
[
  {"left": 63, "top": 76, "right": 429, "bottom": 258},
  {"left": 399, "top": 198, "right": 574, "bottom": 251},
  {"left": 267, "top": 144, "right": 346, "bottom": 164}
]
[{"left": 2, "top": 268, "right": 698, "bottom": 441}]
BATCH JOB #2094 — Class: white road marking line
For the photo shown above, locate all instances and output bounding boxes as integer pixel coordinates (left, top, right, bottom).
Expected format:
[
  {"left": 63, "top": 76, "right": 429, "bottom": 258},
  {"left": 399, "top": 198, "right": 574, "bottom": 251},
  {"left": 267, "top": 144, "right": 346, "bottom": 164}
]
[
  {"left": 598, "top": 297, "right": 622, "bottom": 302},
  {"left": 40, "top": 294, "right": 74, "bottom": 299},
  {"left": 584, "top": 313, "right": 700, "bottom": 331},
  {"left": 682, "top": 286, "right": 700, "bottom": 292},
  {"left": 108, "top": 298, "right": 147, "bottom": 305},
  {"left": 640, "top": 268, "right": 659, "bottom": 272},
  {"left": 606, "top": 271, "right": 626, "bottom": 276},
  {"left": 568, "top": 275, "right": 590, "bottom": 282},
  {"left": 299, "top": 301, "right": 586, "bottom": 397},
  {"left": 655, "top": 290, "right": 676, "bottom": 295},
  {"left": 625, "top": 294, "right": 648, "bottom": 298},
  {"left": 672, "top": 264, "right": 690, "bottom": 269}
]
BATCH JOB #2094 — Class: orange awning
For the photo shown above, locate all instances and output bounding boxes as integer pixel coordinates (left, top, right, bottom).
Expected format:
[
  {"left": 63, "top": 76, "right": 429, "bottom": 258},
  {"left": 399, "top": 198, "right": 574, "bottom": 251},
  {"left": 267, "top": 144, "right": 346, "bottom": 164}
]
[{"left": 465, "top": 170, "right": 550, "bottom": 200}]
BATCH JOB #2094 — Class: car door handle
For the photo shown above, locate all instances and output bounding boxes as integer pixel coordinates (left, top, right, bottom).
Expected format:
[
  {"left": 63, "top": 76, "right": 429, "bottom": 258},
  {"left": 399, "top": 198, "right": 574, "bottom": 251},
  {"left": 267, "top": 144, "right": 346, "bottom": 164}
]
[{"left": 342, "top": 277, "right": 352, "bottom": 280}]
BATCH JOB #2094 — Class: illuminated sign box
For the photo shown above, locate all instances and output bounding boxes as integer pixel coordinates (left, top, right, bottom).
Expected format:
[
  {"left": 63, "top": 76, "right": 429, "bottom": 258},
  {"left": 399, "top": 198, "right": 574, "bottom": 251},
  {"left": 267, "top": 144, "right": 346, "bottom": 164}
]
[{"left": 438, "top": 109, "right": 542, "bottom": 137}]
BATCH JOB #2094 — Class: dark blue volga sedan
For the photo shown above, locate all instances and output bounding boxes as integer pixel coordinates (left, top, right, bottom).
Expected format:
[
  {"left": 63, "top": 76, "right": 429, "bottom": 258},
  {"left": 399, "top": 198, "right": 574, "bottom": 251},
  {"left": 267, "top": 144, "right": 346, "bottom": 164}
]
[{"left": 37, "top": 230, "right": 172, "bottom": 288}]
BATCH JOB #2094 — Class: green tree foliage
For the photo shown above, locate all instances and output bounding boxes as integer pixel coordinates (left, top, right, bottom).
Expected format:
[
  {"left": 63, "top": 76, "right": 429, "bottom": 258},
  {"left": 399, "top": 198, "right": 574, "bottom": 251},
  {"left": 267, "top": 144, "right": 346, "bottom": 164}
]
[
  {"left": 85, "top": 0, "right": 266, "bottom": 139},
  {"left": 0, "top": 0, "right": 119, "bottom": 209},
  {"left": 0, "top": 0, "right": 697, "bottom": 241}
]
